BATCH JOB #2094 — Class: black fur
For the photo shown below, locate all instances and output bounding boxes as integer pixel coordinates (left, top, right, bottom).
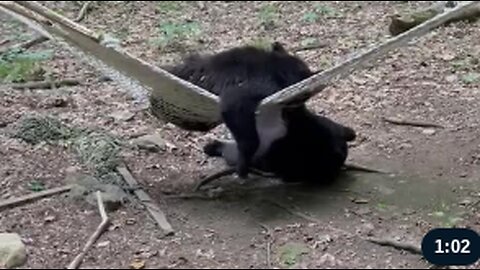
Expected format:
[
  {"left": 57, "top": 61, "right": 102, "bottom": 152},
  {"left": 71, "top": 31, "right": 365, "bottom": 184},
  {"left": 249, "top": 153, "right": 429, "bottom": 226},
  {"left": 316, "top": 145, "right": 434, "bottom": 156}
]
[
  {"left": 166, "top": 42, "right": 314, "bottom": 178},
  {"left": 204, "top": 105, "right": 357, "bottom": 185}
]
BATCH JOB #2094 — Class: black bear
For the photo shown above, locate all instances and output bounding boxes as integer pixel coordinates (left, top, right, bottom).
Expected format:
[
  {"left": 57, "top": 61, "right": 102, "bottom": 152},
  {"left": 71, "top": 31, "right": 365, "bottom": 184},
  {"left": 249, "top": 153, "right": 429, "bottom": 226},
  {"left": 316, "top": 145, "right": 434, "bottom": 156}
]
[
  {"left": 165, "top": 42, "right": 356, "bottom": 183},
  {"left": 203, "top": 105, "right": 356, "bottom": 185}
]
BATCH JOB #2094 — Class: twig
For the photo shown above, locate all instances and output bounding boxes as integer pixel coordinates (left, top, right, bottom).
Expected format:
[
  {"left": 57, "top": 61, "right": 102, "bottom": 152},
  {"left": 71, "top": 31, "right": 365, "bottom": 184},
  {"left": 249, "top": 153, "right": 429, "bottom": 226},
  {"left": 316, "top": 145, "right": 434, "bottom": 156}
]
[
  {"left": 0, "top": 185, "right": 72, "bottom": 211},
  {"left": 194, "top": 167, "right": 277, "bottom": 191},
  {"left": 164, "top": 192, "right": 221, "bottom": 200},
  {"left": 258, "top": 222, "right": 272, "bottom": 268},
  {"left": 74, "top": 1, "right": 92, "bottom": 22},
  {"left": 9, "top": 78, "right": 82, "bottom": 90},
  {"left": 382, "top": 117, "right": 445, "bottom": 128},
  {"left": 292, "top": 42, "right": 328, "bottom": 52},
  {"left": 67, "top": 191, "right": 110, "bottom": 269},
  {"left": 0, "top": 38, "right": 10, "bottom": 46},
  {"left": 117, "top": 165, "right": 174, "bottom": 236},
  {"left": 366, "top": 237, "right": 422, "bottom": 255},
  {"left": 0, "top": 36, "right": 48, "bottom": 55},
  {"left": 15, "top": 36, "right": 47, "bottom": 50},
  {"left": 343, "top": 163, "right": 389, "bottom": 174},
  {"left": 266, "top": 239, "right": 272, "bottom": 268},
  {"left": 194, "top": 168, "right": 236, "bottom": 191}
]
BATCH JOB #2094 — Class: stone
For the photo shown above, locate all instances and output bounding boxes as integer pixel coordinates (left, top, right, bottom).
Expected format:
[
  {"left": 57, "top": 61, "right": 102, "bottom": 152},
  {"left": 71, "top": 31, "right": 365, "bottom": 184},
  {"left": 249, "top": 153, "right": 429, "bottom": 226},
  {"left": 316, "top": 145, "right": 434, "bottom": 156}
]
[
  {"left": 0, "top": 233, "right": 27, "bottom": 268},
  {"left": 422, "top": 129, "right": 436, "bottom": 135},
  {"left": 131, "top": 133, "right": 167, "bottom": 152}
]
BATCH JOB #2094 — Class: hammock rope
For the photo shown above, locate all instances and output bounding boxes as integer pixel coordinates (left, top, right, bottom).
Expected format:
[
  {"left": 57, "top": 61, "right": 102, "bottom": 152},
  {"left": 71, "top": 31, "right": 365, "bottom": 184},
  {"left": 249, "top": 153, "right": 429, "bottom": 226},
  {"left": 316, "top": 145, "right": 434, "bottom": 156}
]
[{"left": 0, "top": 1, "right": 476, "bottom": 132}]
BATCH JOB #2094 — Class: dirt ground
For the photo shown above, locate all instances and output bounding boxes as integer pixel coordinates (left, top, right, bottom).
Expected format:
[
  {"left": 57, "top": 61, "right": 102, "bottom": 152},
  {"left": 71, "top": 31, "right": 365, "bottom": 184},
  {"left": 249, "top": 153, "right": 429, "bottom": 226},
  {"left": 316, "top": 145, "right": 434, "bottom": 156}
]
[{"left": 0, "top": 1, "right": 479, "bottom": 269}]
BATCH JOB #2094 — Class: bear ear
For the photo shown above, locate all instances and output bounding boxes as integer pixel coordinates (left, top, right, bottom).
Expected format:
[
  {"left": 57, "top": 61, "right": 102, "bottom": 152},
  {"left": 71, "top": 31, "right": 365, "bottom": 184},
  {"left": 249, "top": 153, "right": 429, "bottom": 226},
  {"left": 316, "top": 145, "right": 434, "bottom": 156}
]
[{"left": 272, "top": 41, "right": 288, "bottom": 54}]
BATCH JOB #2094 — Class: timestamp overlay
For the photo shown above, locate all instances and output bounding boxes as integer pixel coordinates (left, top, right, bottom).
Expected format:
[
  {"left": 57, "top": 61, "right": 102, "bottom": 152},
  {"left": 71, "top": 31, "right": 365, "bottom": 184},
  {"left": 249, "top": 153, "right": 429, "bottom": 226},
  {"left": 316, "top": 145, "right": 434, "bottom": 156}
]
[{"left": 421, "top": 228, "right": 480, "bottom": 266}]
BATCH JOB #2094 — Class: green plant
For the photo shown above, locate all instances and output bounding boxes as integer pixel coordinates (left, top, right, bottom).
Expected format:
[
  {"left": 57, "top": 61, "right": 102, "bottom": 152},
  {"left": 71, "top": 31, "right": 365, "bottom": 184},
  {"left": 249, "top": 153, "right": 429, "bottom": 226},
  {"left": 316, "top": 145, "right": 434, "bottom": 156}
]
[
  {"left": 313, "top": 3, "right": 337, "bottom": 17},
  {"left": 303, "top": 4, "right": 338, "bottom": 23},
  {"left": 258, "top": 4, "right": 279, "bottom": 29},
  {"left": 247, "top": 37, "right": 274, "bottom": 50},
  {"left": 461, "top": 72, "right": 480, "bottom": 84},
  {"left": 0, "top": 48, "right": 52, "bottom": 83},
  {"left": 28, "top": 180, "right": 45, "bottom": 192},
  {"left": 156, "top": 1, "right": 184, "bottom": 14},
  {"left": 152, "top": 21, "right": 201, "bottom": 50}
]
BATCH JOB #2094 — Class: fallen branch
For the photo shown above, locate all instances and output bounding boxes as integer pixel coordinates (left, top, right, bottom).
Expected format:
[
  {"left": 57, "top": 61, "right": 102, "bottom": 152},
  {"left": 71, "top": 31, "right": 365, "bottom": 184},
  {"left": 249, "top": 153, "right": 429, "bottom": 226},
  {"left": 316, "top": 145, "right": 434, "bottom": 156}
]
[
  {"left": 292, "top": 42, "right": 328, "bottom": 53},
  {"left": 164, "top": 192, "right": 221, "bottom": 200},
  {"left": 0, "top": 185, "right": 72, "bottom": 211},
  {"left": 0, "top": 38, "right": 10, "bottom": 46},
  {"left": 67, "top": 191, "right": 110, "bottom": 269},
  {"left": 382, "top": 116, "right": 445, "bottom": 128},
  {"left": 194, "top": 167, "right": 277, "bottom": 191},
  {"left": 366, "top": 237, "right": 422, "bottom": 255},
  {"left": 389, "top": 1, "right": 480, "bottom": 36},
  {"left": 9, "top": 78, "right": 82, "bottom": 90},
  {"left": 258, "top": 222, "right": 273, "bottom": 268},
  {"left": 194, "top": 168, "right": 236, "bottom": 191},
  {"left": 74, "top": 1, "right": 92, "bottom": 23},
  {"left": 0, "top": 35, "right": 48, "bottom": 55},
  {"left": 117, "top": 165, "right": 174, "bottom": 236},
  {"left": 343, "top": 163, "right": 389, "bottom": 174}
]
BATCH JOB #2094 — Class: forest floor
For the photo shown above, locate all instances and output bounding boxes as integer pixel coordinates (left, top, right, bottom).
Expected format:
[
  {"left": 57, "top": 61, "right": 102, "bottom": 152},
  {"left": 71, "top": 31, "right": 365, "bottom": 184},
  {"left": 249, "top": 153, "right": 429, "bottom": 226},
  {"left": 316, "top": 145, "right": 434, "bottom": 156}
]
[{"left": 0, "top": 1, "right": 479, "bottom": 269}]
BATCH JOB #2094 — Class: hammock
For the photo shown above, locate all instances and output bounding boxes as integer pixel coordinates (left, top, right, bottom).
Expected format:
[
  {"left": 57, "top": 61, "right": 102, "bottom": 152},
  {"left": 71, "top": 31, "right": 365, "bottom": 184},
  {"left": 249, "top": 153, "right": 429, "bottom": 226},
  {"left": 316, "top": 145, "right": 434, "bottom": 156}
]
[{"left": 0, "top": 1, "right": 475, "bottom": 132}]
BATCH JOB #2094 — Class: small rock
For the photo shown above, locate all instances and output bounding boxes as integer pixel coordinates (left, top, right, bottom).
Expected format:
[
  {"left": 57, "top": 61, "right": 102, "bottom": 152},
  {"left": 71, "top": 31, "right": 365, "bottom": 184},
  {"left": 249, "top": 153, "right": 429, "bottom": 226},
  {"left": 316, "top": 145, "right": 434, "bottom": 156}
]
[
  {"left": 459, "top": 199, "right": 471, "bottom": 206},
  {"left": 318, "top": 253, "right": 337, "bottom": 266},
  {"left": 97, "top": 241, "right": 110, "bottom": 248},
  {"left": 439, "top": 52, "right": 456, "bottom": 61},
  {"left": 358, "top": 223, "right": 375, "bottom": 236},
  {"left": 131, "top": 133, "right": 167, "bottom": 152},
  {"left": 44, "top": 215, "right": 56, "bottom": 223},
  {"left": 108, "top": 222, "right": 121, "bottom": 231},
  {"left": 0, "top": 233, "right": 27, "bottom": 268},
  {"left": 141, "top": 250, "right": 158, "bottom": 259},
  {"left": 111, "top": 111, "right": 135, "bottom": 122},
  {"left": 446, "top": 74, "right": 458, "bottom": 83},
  {"left": 126, "top": 218, "right": 136, "bottom": 225},
  {"left": 318, "top": 234, "right": 333, "bottom": 245},
  {"left": 422, "top": 129, "right": 436, "bottom": 135},
  {"left": 459, "top": 172, "right": 468, "bottom": 178},
  {"left": 398, "top": 142, "right": 412, "bottom": 149},
  {"left": 352, "top": 198, "right": 369, "bottom": 204},
  {"left": 354, "top": 207, "right": 372, "bottom": 216},
  {"left": 39, "top": 96, "right": 71, "bottom": 108}
]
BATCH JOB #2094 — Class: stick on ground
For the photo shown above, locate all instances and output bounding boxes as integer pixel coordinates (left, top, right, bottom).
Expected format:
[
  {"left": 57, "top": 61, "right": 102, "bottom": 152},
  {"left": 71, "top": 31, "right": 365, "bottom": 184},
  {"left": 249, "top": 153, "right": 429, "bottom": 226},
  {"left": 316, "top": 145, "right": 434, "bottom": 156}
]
[
  {"left": 366, "top": 237, "right": 422, "bottom": 255},
  {"left": 0, "top": 185, "right": 72, "bottom": 210},
  {"left": 382, "top": 117, "right": 445, "bottom": 129},
  {"left": 74, "top": 1, "right": 92, "bottom": 22},
  {"left": 9, "top": 78, "right": 82, "bottom": 90},
  {"left": 67, "top": 191, "right": 110, "bottom": 269},
  {"left": 117, "top": 165, "right": 174, "bottom": 236},
  {"left": 292, "top": 42, "right": 328, "bottom": 52},
  {"left": 258, "top": 222, "right": 273, "bottom": 268},
  {"left": 343, "top": 163, "right": 389, "bottom": 174},
  {"left": 194, "top": 167, "right": 277, "bottom": 191}
]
